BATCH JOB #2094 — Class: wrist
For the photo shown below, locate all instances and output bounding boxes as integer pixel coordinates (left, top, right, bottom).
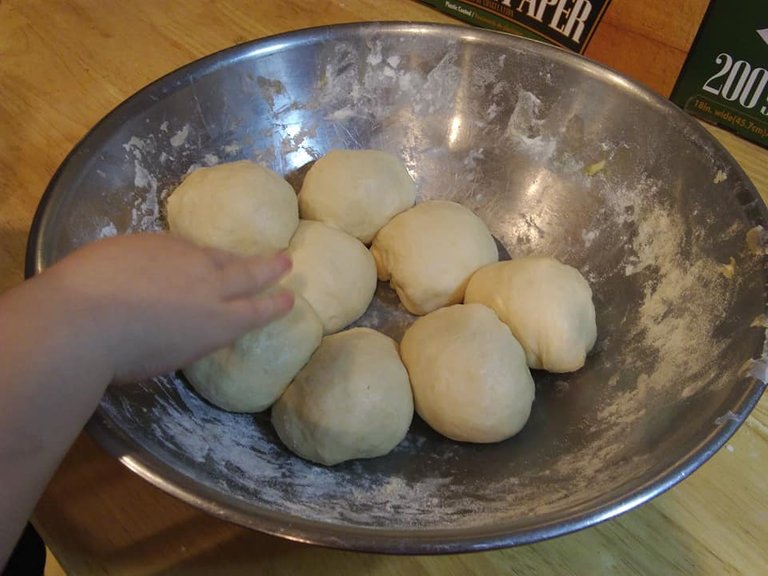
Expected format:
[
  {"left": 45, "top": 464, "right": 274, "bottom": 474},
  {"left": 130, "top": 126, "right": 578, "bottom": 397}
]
[{"left": 17, "top": 268, "right": 117, "bottom": 385}]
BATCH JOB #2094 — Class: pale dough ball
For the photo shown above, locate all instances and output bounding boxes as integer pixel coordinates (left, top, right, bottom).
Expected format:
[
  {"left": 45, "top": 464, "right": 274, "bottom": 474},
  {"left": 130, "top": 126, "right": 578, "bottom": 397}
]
[
  {"left": 465, "top": 256, "right": 597, "bottom": 373},
  {"left": 371, "top": 200, "right": 498, "bottom": 315},
  {"left": 282, "top": 220, "right": 377, "bottom": 334},
  {"left": 400, "top": 303, "right": 534, "bottom": 443},
  {"left": 167, "top": 160, "right": 298, "bottom": 255},
  {"left": 272, "top": 328, "right": 413, "bottom": 466},
  {"left": 184, "top": 295, "right": 322, "bottom": 412},
  {"left": 298, "top": 149, "right": 416, "bottom": 244}
]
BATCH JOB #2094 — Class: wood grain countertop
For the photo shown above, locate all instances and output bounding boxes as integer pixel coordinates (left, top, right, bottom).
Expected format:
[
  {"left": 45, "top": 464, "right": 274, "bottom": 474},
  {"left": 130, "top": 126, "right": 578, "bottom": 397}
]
[{"left": 1, "top": 1, "right": 766, "bottom": 574}]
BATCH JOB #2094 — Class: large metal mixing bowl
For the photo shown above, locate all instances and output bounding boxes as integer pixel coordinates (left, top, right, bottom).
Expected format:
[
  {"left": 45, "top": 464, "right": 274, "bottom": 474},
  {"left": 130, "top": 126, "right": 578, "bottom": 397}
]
[{"left": 26, "top": 23, "right": 768, "bottom": 553}]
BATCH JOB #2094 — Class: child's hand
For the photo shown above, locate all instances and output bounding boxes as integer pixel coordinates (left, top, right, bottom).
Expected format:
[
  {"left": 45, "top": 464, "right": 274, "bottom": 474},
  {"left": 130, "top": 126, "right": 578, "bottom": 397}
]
[
  {"left": 1, "top": 232, "right": 295, "bottom": 564},
  {"left": 41, "top": 233, "right": 294, "bottom": 382}
]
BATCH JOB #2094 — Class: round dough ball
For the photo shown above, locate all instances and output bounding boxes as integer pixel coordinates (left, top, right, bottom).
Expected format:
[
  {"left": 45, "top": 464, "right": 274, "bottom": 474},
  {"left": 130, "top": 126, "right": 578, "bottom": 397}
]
[
  {"left": 184, "top": 295, "right": 322, "bottom": 412},
  {"left": 282, "top": 220, "right": 377, "bottom": 334},
  {"left": 167, "top": 160, "right": 298, "bottom": 255},
  {"left": 400, "top": 303, "right": 534, "bottom": 443},
  {"left": 465, "top": 256, "right": 597, "bottom": 373},
  {"left": 371, "top": 200, "right": 498, "bottom": 315},
  {"left": 298, "top": 149, "right": 416, "bottom": 244},
  {"left": 272, "top": 328, "right": 413, "bottom": 466}
]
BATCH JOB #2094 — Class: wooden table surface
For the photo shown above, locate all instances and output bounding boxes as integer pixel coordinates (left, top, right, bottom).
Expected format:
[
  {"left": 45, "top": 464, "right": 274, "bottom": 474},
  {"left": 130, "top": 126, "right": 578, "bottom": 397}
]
[{"left": 1, "top": 1, "right": 767, "bottom": 574}]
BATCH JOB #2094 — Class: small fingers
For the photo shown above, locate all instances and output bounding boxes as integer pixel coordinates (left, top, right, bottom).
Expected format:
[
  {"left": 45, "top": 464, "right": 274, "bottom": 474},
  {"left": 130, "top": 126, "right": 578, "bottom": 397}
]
[
  {"left": 227, "top": 288, "right": 295, "bottom": 330},
  {"left": 218, "top": 252, "right": 292, "bottom": 300},
  {"left": 203, "top": 246, "right": 241, "bottom": 268}
]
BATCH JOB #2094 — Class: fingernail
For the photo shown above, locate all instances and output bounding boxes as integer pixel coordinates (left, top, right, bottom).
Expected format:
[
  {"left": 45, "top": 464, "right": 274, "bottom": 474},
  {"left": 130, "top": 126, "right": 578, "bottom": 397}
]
[
  {"left": 269, "top": 287, "right": 295, "bottom": 312},
  {"left": 275, "top": 251, "right": 292, "bottom": 270}
]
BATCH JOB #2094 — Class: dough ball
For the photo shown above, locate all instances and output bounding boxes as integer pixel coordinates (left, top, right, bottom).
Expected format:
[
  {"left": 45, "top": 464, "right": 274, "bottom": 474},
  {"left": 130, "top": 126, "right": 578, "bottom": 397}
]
[
  {"left": 371, "top": 200, "right": 498, "bottom": 315},
  {"left": 400, "top": 303, "right": 534, "bottom": 443},
  {"left": 184, "top": 295, "right": 322, "bottom": 412},
  {"left": 272, "top": 328, "right": 413, "bottom": 466},
  {"left": 167, "top": 160, "right": 298, "bottom": 255},
  {"left": 465, "top": 256, "right": 597, "bottom": 372},
  {"left": 298, "top": 149, "right": 416, "bottom": 244},
  {"left": 282, "top": 220, "right": 377, "bottom": 334}
]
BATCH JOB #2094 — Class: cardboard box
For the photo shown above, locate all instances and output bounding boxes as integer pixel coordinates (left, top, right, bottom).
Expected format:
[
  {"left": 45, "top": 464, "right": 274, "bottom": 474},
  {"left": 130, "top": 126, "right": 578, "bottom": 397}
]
[
  {"left": 420, "top": 0, "right": 613, "bottom": 52},
  {"left": 671, "top": 0, "right": 768, "bottom": 149},
  {"left": 418, "top": 0, "right": 708, "bottom": 97}
]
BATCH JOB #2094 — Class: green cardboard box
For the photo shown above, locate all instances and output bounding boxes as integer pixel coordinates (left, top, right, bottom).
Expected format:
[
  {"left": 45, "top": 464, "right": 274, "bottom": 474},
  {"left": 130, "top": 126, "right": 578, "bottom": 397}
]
[
  {"left": 418, "top": 0, "right": 613, "bottom": 53},
  {"left": 671, "top": 0, "right": 768, "bottom": 148}
]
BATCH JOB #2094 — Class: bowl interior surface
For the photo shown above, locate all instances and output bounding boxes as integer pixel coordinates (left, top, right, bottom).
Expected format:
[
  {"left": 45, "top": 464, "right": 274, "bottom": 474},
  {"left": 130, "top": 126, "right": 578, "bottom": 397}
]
[{"left": 28, "top": 23, "right": 768, "bottom": 552}]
